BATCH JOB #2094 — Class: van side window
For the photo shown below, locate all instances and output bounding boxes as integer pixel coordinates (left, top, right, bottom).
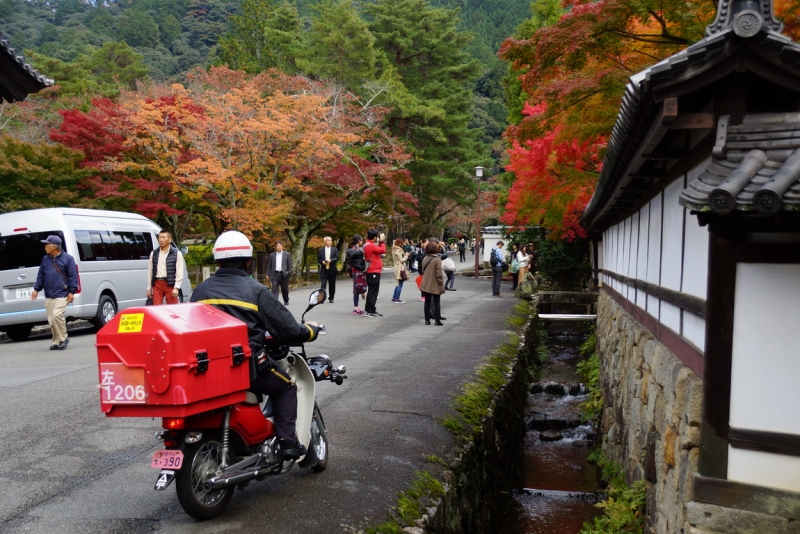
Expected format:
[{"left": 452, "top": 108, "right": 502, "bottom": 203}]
[
  {"left": 74, "top": 230, "right": 154, "bottom": 261},
  {"left": 0, "top": 231, "right": 65, "bottom": 271}
]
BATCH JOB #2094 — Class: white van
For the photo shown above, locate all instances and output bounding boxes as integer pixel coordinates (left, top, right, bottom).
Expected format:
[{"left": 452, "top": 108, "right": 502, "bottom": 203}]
[{"left": 0, "top": 208, "right": 191, "bottom": 341}]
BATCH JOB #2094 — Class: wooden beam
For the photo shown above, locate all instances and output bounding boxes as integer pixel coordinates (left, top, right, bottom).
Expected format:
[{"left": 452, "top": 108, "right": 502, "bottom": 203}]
[
  {"left": 730, "top": 428, "right": 800, "bottom": 458},
  {"left": 669, "top": 113, "right": 715, "bottom": 129},
  {"left": 693, "top": 474, "right": 800, "bottom": 520},
  {"left": 601, "top": 269, "right": 706, "bottom": 317},
  {"left": 698, "top": 230, "right": 737, "bottom": 478}
]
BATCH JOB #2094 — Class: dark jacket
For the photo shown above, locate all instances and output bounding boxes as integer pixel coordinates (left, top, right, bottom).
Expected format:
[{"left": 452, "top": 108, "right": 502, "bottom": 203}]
[
  {"left": 34, "top": 251, "right": 79, "bottom": 298},
  {"left": 191, "top": 268, "right": 317, "bottom": 356},
  {"left": 150, "top": 245, "right": 178, "bottom": 287},
  {"left": 316, "top": 246, "right": 340, "bottom": 273},
  {"left": 267, "top": 250, "right": 292, "bottom": 279}
]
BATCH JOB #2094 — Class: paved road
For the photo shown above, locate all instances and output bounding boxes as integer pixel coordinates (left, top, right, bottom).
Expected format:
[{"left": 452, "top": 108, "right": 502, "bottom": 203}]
[{"left": 0, "top": 264, "right": 517, "bottom": 534}]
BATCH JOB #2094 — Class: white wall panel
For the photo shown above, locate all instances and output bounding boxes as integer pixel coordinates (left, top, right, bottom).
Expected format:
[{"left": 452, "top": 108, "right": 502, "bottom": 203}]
[
  {"left": 660, "top": 301, "right": 680, "bottom": 333},
  {"left": 646, "top": 194, "right": 662, "bottom": 316},
  {"left": 660, "top": 178, "right": 685, "bottom": 292},
  {"left": 730, "top": 263, "right": 800, "bottom": 435},
  {"left": 627, "top": 212, "right": 639, "bottom": 301},
  {"left": 636, "top": 204, "right": 650, "bottom": 310},
  {"left": 682, "top": 311, "right": 705, "bottom": 351},
  {"left": 728, "top": 448, "right": 800, "bottom": 493},
  {"left": 681, "top": 160, "right": 710, "bottom": 299}
]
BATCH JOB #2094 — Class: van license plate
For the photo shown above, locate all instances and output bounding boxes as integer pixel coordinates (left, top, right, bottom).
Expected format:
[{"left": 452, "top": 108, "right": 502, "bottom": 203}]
[
  {"left": 16, "top": 288, "right": 33, "bottom": 299},
  {"left": 151, "top": 449, "right": 183, "bottom": 469}
]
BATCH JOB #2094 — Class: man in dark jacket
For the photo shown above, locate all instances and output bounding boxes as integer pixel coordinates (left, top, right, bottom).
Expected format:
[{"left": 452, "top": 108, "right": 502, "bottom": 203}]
[
  {"left": 316, "top": 236, "right": 339, "bottom": 303},
  {"left": 191, "top": 231, "right": 319, "bottom": 459},
  {"left": 31, "top": 235, "right": 79, "bottom": 350},
  {"left": 268, "top": 241, "right": 292, "bottom": 305}
]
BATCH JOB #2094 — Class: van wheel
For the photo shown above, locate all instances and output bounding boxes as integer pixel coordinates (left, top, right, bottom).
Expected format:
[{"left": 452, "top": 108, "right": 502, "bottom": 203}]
[
  {"left": 92, "top": 295, "right": 117, "bottom": 329},
  {"left": 5, "top": 324, "right": 33, "bottom": 341}
]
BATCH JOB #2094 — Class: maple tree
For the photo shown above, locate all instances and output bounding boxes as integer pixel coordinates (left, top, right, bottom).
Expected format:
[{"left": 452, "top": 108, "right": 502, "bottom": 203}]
[{"left": 499, "top": 0, "right": 718, "bottom": 239}]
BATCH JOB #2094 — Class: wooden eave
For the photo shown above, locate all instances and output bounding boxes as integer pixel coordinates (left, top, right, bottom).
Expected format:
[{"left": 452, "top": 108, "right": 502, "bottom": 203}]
[
  {"left": 0, "top": 34, "right": 53, "bottom": 103},
  {"left": 583, "top": 29, "right": 800, "bottom": 232}
]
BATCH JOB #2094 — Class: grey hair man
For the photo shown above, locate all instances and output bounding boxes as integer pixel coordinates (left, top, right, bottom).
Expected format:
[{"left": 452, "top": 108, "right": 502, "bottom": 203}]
[{"left": 31, "top": 235, "right": 79, "bottom": 350}]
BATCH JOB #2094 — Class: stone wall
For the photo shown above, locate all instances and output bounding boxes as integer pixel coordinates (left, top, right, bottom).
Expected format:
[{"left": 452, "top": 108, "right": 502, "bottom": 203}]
[
  {"left": 429, "top": 309, "right": 543, "bottom": 533},
  {"left": 596, "top": 291, "right": 703, "bottom": 533}
]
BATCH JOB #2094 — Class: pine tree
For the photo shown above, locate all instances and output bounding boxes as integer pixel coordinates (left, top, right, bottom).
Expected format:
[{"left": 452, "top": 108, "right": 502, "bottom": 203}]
[{"left": 365, "top": 0, "right": 488, "bottom": 236}]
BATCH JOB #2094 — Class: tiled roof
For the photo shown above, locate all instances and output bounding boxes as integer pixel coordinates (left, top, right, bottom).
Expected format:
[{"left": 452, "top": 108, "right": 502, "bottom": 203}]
[
  {"left": 680, "top": 113, "right": 800, "bottom": 214},
  {"left": 0, "top": 33, "right": 53, "bottom": 103},
  {"left": 581, "top": 11, "right": 800, "bottom": 230}
]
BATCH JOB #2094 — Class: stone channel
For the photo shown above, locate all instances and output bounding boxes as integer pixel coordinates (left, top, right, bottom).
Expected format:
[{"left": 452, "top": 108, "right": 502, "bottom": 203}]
[{"left": 499, "top": 320, "right": 603, "bottom": 533}]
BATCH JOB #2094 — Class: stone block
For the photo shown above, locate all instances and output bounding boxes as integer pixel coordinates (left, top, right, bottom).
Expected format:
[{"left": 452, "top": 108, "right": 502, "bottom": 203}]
[
  {"left": 686, "top": 501, "right": 789, "bottom": 534},
  {"left": 664, "top": 425, "right": 678, "bottom": 468},
  {"left": 788, "top": 519, "right": 800, "bottom": 534},
  {"left": 644, "top": 339, "right": 658, "bottom": 366},
  {"left": 686, "top": 376, "right": 704, "bottom": 427}
]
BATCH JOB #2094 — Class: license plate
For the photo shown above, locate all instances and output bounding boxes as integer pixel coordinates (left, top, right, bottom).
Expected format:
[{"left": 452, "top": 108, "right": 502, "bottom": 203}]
[
  {"left": 99, "top": 363, "right": 146, "bottom": 404},
  {"left": 151, "top": 449, "right": 183, "bottom": 469},
  {"left": 16, "top": 288, "right": 33, "bottom": 299}
]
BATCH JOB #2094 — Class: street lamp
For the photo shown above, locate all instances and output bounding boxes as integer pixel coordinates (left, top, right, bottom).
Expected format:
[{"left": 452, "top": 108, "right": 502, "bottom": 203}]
[{"left": 474, "top": 166, "right": 484, "bottom": 278}]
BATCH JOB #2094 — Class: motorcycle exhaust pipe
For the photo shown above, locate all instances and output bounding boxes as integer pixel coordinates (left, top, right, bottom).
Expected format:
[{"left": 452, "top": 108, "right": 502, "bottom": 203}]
[{"left": 204, "top": 468, "right": 265, "bottom": 491}]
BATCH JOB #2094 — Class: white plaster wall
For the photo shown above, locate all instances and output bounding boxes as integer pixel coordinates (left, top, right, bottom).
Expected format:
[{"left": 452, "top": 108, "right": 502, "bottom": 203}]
[
  {"left": 682, "top": 311, "right": 705, "bottom": 351},
  {"left": 646, "top": 194, "right": 663, "bottom": 316},
  {"left": 730, "top": 263, "right": 800, "bottom": 434},
  {"left": 660, "top": 178, "right": 685, "bottom": 292},
  {"left": 681, "top": 161, "right": 710, "bottom": 300},
  {"left": 728, "top": 448, "right": 800, "bottom": 493},
  {"left": 636, "top": 205, "right": 650, "bottom": 310},
  {"left": 728, "top": 263, "right": 800, "bottom": 492},
  {"left": 628, "top": 212, "right": 639, "bottom": 302}
]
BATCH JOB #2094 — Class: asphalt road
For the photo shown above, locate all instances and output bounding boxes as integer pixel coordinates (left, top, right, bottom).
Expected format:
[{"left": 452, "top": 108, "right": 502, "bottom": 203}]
[{"left": 0, "top": 262, "right": 517, "bottom": 534}]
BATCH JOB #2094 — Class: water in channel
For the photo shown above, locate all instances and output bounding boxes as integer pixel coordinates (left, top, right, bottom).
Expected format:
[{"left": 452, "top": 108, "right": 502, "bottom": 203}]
[{"left": 499, "top": 322, "right": 602, "bottom": 534}]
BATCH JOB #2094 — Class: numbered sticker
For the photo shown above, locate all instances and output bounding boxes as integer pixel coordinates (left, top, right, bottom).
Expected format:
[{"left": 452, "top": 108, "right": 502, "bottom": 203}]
[
  {"left": 118, "top": 313, "right": 144, "bottom": 333},
  {"left": 99, "top": 363, "right": 146, "bottom": 404}
]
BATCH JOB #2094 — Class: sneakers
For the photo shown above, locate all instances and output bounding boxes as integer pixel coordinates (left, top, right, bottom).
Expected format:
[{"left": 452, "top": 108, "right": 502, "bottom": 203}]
[
  {"left": 49, "top": 344, "right": 59, "bottom": 351},
  {"left": 279, "top": 439, "right": 306, "bottom": 459},
  {"left": 353, "top": 309, "right": 363, "bottom": 315},
  {"left": 373, "top": 311, "right": 383, "bottom": 317},
  {"left": 56, "top": 338, "right": 69, "bottom": 350},
  {"left": 363, "top": 312, "right": 376, "bottom": 317},
  {"left": 493, "top": 293, "right": 504, "bottom": 297},
  {"left": 392, "top": 299, "right": 405, "bottom": 303}
]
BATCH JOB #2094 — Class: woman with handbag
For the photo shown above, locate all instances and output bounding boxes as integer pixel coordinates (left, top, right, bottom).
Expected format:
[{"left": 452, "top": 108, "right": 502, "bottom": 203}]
[
  {"left": 391, "top": 238, "right": 410, "bottom": 303},
  {"left": 420, "top": 241, "right": 445, "bottom": 325},
  {"left": 509, "top": 243, "right": 525, "bottom": 291},
  {"left": 348, "top": 235, "right": 367, "bottom": 314}
]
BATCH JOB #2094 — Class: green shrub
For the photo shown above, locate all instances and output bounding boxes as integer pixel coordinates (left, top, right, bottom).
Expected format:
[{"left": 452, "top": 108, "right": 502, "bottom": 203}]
[
  {"left": 536, "top": 238, "right": 590, "bottom": 290},
  {"left": 576, "top": 332, "right": 602, "bottom": 422},
  {"left": 581, "top": 456, "right": 646, "bottom": 533}
]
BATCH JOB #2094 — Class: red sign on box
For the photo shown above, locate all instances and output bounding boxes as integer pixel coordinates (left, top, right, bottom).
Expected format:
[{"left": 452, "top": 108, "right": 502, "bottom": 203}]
[{"left": 99, "top": 363, "right": 146, "bottom": 404}]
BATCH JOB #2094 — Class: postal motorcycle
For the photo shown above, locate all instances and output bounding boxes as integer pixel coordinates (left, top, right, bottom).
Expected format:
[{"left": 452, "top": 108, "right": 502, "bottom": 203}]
[{"left": 96, "top": 289, "right": 346, "bottom": 520}]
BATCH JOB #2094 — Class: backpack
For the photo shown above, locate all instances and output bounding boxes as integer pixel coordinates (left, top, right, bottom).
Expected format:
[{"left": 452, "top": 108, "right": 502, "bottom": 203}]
[
  {"left": 346, "top": 247, "right": 368, "bottom": 272},
  {"left": 490, "top": 249, "right": 499, "bottom": 267}
]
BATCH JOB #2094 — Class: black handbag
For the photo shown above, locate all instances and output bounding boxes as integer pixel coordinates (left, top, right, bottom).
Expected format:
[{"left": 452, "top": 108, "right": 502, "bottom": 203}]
[{"left": 145, "top": 297, "right": 154, "bottom": 306}]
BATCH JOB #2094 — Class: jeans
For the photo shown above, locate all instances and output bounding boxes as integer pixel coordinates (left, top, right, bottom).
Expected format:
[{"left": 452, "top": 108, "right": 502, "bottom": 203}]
[
  {"left": 445, "top": 270, "right": 455, "bottom": 289},
  {"left": 365, "top": 273, "right": 381, "bottom": 313},
  {"left": 392, "top": 279, "right": 404, "bottom": 300}
]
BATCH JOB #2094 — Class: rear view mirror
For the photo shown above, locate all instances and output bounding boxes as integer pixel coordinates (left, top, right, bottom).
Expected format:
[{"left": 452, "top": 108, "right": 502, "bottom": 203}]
[
  {"left": 308, "top": 289, "right": 326, "bottom": 306},
  {"left": 180, "top": 246, "right": 189, "bottom": 255}
]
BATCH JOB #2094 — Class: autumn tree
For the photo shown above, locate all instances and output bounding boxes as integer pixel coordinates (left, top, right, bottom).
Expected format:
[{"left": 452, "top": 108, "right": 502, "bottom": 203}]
[{"left": 498, "top": 0, "right": 719, "bottom": 238}]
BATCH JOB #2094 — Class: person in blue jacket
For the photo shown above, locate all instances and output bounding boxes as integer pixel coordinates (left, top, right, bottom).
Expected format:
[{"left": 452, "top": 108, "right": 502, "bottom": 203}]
[{"left": 31, "top": 235, "right": 79, "bottom": 350}]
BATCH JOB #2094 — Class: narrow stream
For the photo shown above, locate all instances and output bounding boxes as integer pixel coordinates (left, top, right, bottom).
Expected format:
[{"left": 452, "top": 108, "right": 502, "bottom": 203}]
[{"left": 499, "top": 322, "right": 602, "bottom": 534}]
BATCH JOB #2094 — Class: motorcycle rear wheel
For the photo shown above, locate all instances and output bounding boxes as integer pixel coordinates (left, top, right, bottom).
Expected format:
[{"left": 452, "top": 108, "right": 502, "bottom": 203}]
[{"left": 175, "top": 435, "right": 234, "bottom": 520}]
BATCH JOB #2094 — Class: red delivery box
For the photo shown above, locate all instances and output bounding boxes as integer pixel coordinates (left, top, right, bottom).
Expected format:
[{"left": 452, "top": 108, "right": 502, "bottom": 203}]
[{"left": 96, "top": 303, "right": 252, "bottom": 417}]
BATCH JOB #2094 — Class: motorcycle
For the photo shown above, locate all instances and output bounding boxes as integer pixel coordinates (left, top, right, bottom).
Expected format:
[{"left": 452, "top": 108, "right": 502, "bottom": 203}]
[{"left": 150, "top": 289, "right": 346, "bottom": 519}]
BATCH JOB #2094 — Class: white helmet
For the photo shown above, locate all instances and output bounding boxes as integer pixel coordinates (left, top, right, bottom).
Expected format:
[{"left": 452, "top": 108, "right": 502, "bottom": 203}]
[{"left": 213, "top": 231, "right": 254, "bottom": 260}]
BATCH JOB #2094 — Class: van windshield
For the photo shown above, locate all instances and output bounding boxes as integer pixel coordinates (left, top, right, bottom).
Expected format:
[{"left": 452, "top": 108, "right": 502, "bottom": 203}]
[{"left": 0, "top": 231, "right": 65, "bottom": 271}]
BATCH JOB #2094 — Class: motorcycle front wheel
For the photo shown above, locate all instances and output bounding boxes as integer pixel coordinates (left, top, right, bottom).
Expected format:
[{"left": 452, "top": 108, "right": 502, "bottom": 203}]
[
  {"left": 306, "top": 402, "right": 328, "bottom": 472},
  {"left": 175, "top": 434, "right": 234, "bottom": 520}
]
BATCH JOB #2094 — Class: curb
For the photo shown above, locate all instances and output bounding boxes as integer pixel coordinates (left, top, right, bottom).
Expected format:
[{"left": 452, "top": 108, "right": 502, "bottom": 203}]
[{"left": 0, "top": 320, "right": 94, "bottom": 342}]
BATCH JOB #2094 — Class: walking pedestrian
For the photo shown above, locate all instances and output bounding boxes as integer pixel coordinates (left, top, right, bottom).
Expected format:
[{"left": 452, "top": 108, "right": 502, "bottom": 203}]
[
  {"left": 268, "top": 241, "right": 292, "bottom": 305},
  {"left": 458, "top": 238, "right": 466, "bottom": 262},
  {"left": 391, "top": 238, "right": 409, "bottom": 303},
  {"left": 420, "top": 241, "right": 445, "bottom": 325},
  {"left": 31, "top": 235, "right": 79, "bottom": 350},
  {"left": 317, "top": 236, "right": 339, "bottom": 303}
]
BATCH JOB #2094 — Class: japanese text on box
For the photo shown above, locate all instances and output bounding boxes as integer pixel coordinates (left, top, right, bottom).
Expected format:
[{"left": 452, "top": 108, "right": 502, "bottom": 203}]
[{"left": 100, "top": 363, "right": 146, "bottom": 404}]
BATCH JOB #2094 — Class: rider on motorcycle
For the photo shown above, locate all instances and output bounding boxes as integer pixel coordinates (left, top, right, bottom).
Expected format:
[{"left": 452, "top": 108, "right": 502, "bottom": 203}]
[{"left": 190, "top": 231, "right": 320, "bottom": 459}]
